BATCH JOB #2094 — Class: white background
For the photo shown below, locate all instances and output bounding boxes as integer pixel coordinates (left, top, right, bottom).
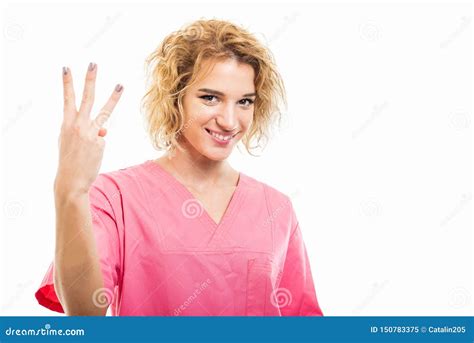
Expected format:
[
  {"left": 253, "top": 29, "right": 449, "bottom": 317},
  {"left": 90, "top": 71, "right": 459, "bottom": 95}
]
[{"left": 1, "top": 0, "right": 472, "bottom": 316}]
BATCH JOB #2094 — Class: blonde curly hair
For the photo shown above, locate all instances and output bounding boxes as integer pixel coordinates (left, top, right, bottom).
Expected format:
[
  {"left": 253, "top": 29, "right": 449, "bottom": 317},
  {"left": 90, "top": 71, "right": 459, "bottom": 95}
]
[{"left": 140, "top": 19, "right": 286, "bottom": 155}]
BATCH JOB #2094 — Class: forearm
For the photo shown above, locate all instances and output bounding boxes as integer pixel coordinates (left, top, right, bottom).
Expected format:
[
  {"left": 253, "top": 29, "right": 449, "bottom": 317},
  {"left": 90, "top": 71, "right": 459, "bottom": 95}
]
[{"left": 53, "top": 191, "right": 106, "bottom": 316}]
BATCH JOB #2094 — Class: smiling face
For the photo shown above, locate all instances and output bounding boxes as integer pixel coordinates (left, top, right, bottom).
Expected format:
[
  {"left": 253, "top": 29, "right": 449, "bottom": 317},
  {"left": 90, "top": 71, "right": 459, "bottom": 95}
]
[{"left": 178, "top": 58, "right": 256, "bottom": 161}]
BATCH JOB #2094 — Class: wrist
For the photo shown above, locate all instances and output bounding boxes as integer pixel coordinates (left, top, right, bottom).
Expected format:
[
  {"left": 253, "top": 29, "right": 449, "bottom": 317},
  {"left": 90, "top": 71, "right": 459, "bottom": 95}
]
[{"left": 54, "top": 184, "right": 89, "bottom": 205}]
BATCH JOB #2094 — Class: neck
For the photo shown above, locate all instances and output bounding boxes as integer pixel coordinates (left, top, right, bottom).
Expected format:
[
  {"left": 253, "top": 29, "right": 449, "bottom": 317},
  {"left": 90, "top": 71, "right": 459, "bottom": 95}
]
[{"left": 157, "top": 140, "right": 236, "bottom": 190}]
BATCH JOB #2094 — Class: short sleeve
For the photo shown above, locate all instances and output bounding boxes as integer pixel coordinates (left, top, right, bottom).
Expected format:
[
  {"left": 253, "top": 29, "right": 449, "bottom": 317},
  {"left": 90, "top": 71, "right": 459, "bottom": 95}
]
[
  {"left": 34, "top": 174, "right": 122, "bottom": 314},
  {"left": 278, "top": 220, "right": 324, "bottom": 316}
]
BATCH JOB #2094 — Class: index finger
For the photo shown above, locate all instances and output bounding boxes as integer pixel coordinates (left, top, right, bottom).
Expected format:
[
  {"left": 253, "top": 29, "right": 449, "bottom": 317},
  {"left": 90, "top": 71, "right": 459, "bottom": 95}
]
[{"left": 62, "top": 66, "right": 77, "bottom": 118}]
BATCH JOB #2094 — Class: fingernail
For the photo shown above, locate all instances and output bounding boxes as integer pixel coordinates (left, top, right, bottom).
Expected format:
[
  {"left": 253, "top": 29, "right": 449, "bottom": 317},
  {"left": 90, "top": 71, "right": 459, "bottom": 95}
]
[
  {"left": 115, "top": 84, "right": 123, "bottom": 93},
  {"left": 62, "top": 66, "right": 68, "bottom": 76},
  {"left": 88, "top": 62, "right": 96, "bottom": 71}
]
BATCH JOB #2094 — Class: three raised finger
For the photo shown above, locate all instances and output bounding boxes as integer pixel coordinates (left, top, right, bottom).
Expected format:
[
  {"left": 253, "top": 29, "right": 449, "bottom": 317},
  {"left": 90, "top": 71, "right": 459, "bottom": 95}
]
[
  {"left": 62, "top": 67, "right": 76, "bottom": 119},
  {"left": 92, "top": 84, "right": 124, "bottom": 133},
  {"left": 79, "top": 62, "right": 97, "bottom": 116}
]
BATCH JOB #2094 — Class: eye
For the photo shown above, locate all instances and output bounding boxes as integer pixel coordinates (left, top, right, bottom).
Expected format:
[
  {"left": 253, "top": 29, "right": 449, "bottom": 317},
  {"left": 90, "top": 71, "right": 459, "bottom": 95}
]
[
  {"left": 238, "top": 98, "right": 255, "bottom": 107},
  {"left": 200, "top": 95, "right": 219, "bottom": 104}
]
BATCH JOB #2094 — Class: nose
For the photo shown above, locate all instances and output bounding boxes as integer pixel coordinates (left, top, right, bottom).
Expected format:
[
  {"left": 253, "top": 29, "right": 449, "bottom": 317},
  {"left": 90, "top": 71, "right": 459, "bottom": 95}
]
[{"left": 216, "top": 103, "right": 238, "bottom": 132}]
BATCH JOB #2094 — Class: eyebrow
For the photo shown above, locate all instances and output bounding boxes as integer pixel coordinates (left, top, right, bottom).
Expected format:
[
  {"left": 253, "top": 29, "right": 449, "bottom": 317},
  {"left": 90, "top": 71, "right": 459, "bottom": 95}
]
[{"left": 197, "top": 88, "right": 256, "bottom": 97}]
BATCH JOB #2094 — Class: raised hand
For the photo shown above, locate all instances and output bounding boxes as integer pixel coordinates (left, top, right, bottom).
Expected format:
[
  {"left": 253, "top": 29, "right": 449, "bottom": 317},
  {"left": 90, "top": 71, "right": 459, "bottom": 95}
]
[{"left": 55, "top": 63, "right": 123, "bottom": 196}]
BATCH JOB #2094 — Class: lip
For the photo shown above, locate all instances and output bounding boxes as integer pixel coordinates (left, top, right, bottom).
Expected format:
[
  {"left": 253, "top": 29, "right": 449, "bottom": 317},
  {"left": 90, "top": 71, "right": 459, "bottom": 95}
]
[{"left": 204, "top": 128, "right": 238, "bottom": 145}]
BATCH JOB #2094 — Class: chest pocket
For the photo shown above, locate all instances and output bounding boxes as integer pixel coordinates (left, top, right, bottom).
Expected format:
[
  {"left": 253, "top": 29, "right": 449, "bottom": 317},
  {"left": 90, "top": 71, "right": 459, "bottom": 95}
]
[{"left": 245, "top": 256, "right": 282, "bottom": 316}]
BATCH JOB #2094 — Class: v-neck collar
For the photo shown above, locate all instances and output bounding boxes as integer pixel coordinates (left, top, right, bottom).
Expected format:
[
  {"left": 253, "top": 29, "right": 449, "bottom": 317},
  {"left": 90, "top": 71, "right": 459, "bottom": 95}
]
[{"left": 143, "top": 159, "right": 246, "bottom": 230}]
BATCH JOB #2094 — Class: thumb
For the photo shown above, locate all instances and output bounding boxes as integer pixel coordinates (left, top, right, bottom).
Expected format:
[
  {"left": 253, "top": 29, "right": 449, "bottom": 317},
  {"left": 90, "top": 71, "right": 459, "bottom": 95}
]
[{"left": 98, "top": 127, "right": 107, "bottom": 137}]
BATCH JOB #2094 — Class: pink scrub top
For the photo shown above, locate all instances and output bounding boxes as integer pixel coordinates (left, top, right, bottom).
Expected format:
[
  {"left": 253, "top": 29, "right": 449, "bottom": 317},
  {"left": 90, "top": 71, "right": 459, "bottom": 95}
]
[{"left": 35, "top": 160, "right": 324, "bottom": 316}]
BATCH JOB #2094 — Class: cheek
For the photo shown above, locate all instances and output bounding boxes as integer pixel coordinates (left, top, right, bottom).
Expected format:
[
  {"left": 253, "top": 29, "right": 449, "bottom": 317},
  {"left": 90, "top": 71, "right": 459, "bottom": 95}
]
[
  {"left": 182, "top": 106, "right": 212, "bottom": 140},
  {"left": 183, "top": 100, "right": 254, "bottom": 136},
  {"left": 241, "top": 110, "right": 254, "bottom": 130},
  {"left": 181, "top": 100, "right": 207, "bottom": 133},
  {"left": 184, "top": 101, "right": 214, "bottom": 122}
]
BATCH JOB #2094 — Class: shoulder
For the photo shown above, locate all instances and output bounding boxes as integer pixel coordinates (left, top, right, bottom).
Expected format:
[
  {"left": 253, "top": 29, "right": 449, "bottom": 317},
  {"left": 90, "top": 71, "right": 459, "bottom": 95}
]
[
  {"left": 90, "top": 161, "right": 149, "bottom": 199},
  {"left": 240, "top": 172, "right": 294, "bottom": 213},
  {"left": 88, "top": 161, "right": 151, "bottom": 219},
  {"left": 241, "top": 172, "right": 299, "bottom": 239}
]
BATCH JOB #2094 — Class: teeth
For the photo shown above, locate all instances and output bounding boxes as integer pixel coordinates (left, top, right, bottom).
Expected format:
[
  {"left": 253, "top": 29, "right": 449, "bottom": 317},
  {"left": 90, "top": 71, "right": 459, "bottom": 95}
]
[{"left": 208, "top": 130, "right": 232, "bottom": 141}]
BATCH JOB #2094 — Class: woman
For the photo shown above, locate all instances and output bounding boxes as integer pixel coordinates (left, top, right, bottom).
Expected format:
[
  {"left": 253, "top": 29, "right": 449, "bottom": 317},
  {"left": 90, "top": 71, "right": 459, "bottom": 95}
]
[{"left": 35, "top": 19, "right": 324, "bottom": 316}]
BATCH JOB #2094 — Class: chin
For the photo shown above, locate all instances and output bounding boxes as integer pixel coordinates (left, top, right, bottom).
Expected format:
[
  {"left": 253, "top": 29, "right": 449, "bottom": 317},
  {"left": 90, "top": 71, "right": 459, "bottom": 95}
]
[{"left": 199, "top": 147, "right": 233, "bottom": 161}]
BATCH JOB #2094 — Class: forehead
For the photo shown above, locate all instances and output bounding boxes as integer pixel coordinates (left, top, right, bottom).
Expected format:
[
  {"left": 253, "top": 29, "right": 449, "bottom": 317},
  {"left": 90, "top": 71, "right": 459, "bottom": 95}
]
[{"left": 192, "top": 58, "right": 255, "bottom": 93}]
